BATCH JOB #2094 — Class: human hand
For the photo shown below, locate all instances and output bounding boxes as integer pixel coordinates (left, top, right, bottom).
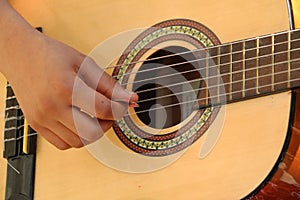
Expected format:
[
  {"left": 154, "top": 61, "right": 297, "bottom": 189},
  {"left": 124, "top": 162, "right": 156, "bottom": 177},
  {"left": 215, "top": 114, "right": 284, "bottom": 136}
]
[{"left": 0, "top": 2, "right": 138, "bottom": 150}]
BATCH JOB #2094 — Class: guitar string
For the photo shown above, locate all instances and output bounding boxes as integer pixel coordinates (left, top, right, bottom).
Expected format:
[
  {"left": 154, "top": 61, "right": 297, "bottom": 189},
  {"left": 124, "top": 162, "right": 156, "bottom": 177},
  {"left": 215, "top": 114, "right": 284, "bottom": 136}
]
[
  {"left": 8, "top": 39, "right": 299, "bottom": 130},
  {"left": 3, "top": 106, "right": 37, "bottom": 143},
  {"left": 105, "top": 29, "right": 300, "bottom": 72},
  {"left": 4, "top": 132, "right": 37, "bottom": 142},
  {"left": 119, "top": 47, "right": 300, "bottom": 88},
  {"left": 8, "top": 54, "right": 296, "bottom": 132},
  {"left": 136, "top": 62, "right": 300, "bottom": 105},
  {"left": 3, "top": 72, "right": 299, "bottom": 144},
  {"left": 4, "top": 110, "right": 23, "bottom": 174},
  {"left": 4, "top": 54, "right": 300, "bottom": 122},
  {"left": 111, "top": 37, "right": 300, "bottom": 80},
  {"left": 126, "top": 71, "right": 300, "bottom": 117},
  {"left": 3, "top": 52, "right": 300, "bottom": 136},
  {"left": 5, "top": 69, "right": 299, "bottom": 143},
  {"left": 4, "top": 60, "right": 300, "bottom": 144},
  {"left": 7, "top": 160, "right": 20, "bottom": 175},
  {"left": 3, "top": 30, "right": 300, "bottom": 142},
  {"left": 128, "top": 54, "right": 300, "bottom": 100}
]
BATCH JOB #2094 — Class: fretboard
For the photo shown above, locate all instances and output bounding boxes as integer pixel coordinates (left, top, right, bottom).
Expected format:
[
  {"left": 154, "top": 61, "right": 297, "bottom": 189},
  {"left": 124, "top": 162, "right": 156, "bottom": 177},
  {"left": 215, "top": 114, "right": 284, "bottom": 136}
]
[{"left": 197, "top": 29, "right": 300, "bottom": 107}]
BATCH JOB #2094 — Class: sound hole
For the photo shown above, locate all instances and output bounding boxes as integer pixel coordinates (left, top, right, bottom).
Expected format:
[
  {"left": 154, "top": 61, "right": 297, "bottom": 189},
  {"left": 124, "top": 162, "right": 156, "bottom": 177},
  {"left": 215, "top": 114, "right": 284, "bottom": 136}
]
[{"left": 133, "top": 46, "right": 202, "bottom": 129}]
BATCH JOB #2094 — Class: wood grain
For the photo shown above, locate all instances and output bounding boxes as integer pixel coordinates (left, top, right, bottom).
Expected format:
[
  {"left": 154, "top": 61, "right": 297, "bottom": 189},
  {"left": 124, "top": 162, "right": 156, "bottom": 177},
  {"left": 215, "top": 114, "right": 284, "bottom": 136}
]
[{"left": 0, "top": 0, "right": 294, "bottom": 199}]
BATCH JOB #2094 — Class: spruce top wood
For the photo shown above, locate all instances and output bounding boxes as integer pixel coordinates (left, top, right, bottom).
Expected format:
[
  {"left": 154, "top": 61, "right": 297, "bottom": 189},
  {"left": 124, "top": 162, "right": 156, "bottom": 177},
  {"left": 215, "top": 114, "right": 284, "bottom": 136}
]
[{"left": 1, "top": 0, "right": 300, "bottom": 199}]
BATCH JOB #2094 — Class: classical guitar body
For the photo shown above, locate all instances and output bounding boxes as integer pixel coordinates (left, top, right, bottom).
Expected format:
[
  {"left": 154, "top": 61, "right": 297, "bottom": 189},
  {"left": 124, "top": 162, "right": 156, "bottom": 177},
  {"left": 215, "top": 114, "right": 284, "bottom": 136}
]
[{"left": 1, "top": 0, "right": 300, "bottom": 199}]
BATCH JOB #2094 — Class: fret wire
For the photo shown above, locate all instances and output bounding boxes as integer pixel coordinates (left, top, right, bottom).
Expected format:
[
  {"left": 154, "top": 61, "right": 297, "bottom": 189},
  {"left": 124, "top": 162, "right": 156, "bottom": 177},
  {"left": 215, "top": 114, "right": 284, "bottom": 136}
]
[
  {"left": 6, "top": 69, "right": 300, "bottom": 128},
  {"left": 5, "top": 61, "right": 297, "bottom": 143},
  {"left": 256, "top": 37, "right": 260, "bottom": 94},
  {"left": 288, "top": 31, "right": 291, "bottom": 88},
  {"left": 114, "top": 36, "right": 300, "bottom": 80},
  {"left": 229, "top": 43, "right": 233, "bottom": 101},
  {"left": 137, "top": 57, "right": 300, "bottom": 105},
  {"left": 242, "top": 41, "right": 246, "bottom": 97},
  {"left": 2, "top": 32, "right": 299, "bottom": 134},
  {"left": 138, "top": 64, "right": 299, "bottom": 105},
  {"left": 107, "top": 29, "right": 300, "bottom": 72},
  {"left": 5, "top": 32, "right": 294, "bottom": 142},
  {"left": 124, "top": 45, "right": 300, "bottom": 87},
  {"left": 217, "top": 46, "right": 221, "bottom": 103},
  {"left": 271, "top": 34, "right": 275, "bottom": 91},
  {"left": 127, "top": 70, "right": 300, "bottom": 117},
  {"left": 205, "top": 50, "right": 209, "bottom": 105},
  {"left": 134, "top": 48, "right": 300, "bottom": 98}
]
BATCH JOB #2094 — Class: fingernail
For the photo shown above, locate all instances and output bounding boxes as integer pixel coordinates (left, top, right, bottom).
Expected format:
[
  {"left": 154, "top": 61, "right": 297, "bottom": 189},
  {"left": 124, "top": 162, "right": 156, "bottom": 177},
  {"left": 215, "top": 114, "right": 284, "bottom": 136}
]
[
  {"left": 128, "top": 101, "right": 139, "bottom": 108},
  {"left": 112, "top": 98, "right": 139, "bottom": 108}
]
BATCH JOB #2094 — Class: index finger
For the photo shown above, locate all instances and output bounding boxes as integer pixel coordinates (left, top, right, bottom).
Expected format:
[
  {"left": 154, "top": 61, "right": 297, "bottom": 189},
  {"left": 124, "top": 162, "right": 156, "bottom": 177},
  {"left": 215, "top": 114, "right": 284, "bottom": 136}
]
[
  {"left": 72, "top": 77, "right": 130, "bottom": 120},
  {"left": 77, "top": 57, "right": 138, "bottom": 102}
]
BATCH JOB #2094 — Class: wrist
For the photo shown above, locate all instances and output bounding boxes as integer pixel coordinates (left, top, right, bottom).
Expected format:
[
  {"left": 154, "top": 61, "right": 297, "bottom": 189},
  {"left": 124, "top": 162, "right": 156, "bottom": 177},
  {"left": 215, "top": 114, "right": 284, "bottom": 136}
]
[{"left": 0, "top": 1, "right": 43, "bottom": 78}]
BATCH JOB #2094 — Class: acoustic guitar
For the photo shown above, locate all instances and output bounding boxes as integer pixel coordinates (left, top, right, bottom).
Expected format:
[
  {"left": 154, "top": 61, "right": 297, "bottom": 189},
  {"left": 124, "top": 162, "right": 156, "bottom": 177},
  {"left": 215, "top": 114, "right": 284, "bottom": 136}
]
[{"left": 1, "top": 0, "right": 300, "bottom": 199}]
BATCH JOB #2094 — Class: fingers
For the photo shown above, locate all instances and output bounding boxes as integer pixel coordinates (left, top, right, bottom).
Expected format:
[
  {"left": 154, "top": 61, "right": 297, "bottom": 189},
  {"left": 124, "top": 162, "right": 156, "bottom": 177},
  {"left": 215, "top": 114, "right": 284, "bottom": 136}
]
[
  {"left": 48, "top": 121, "right": 84, "bottom": 148},
  {"left": 37, "top": 127, "right": 71, "bottom": 150},
  {"left": 59, "top": 106, "right": 114, "bottom": 142},
  {"left": 72, "top": 77, "right": 129, "bottom": 120},
  {"left": 36, "top": 56, "right": 138, "bottom": 150},
  {"left": 33, "top": 116, "right": 84, "bottom": 149},
  {"left": 77, "top": 57, "right": 138, "bottom": 102},
  {"left": 35, "top": 106, "right": 114, "bottom": 149}
]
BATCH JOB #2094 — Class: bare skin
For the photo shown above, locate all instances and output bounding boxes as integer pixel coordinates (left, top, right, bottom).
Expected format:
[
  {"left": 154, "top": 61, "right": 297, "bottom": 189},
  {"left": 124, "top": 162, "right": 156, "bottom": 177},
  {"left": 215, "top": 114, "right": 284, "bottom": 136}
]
[{"left": 0, "top": 0, "right": 138, "bottom": 150}]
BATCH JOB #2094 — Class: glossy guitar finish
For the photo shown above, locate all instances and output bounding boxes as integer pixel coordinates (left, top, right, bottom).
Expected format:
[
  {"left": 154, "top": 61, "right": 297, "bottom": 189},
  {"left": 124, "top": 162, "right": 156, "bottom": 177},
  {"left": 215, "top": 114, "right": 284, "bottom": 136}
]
[
  {"left": 248, "top": 91, "right": 300, "bottom": 199},
  {"left": 0, "top": 0, "right": 300, "bottom": 199}
]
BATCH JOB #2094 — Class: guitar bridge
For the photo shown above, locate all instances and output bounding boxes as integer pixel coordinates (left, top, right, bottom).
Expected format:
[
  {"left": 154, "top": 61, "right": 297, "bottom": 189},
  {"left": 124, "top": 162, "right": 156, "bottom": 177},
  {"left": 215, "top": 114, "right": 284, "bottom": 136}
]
[{"left": 3, "top": 83, "right": 37, "bottom": 200}]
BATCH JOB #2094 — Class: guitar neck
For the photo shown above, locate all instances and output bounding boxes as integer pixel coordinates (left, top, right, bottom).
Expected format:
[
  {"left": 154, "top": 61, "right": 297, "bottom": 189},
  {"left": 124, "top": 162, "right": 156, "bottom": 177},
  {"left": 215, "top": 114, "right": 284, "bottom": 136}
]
[{"left": 197, "top": 29, "right": 300, "bottom": 108}]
